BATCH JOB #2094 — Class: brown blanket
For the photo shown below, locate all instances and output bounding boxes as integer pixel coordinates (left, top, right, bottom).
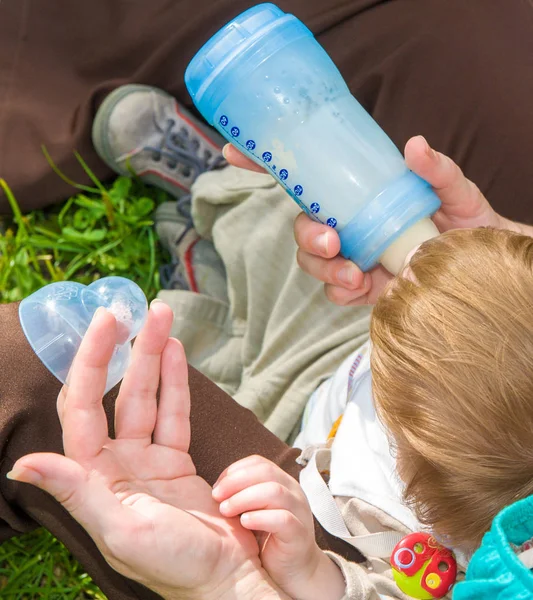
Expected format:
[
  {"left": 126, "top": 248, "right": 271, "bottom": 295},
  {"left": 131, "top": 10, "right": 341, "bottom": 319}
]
[{"left": 1, "top": 0, "right": 533, "bottom": 222}]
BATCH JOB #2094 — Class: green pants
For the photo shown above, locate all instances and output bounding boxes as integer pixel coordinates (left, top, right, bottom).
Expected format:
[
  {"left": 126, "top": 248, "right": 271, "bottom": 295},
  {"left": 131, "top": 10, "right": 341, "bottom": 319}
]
[{"left": 159, "top": 166, "right": 371, "bottom": 442}]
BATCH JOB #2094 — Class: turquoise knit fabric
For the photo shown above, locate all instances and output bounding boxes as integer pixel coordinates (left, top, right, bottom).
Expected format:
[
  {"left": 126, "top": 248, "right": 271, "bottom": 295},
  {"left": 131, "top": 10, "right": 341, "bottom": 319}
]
[{"left": 454, "top": 496, "right": 533, "bottom": 599}]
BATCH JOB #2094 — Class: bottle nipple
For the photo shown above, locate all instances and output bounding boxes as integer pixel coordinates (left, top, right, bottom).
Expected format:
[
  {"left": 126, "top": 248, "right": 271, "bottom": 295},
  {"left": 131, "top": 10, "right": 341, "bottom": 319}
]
[
  {"left": 19, "top": 277, "right": 148, "bottom": 393},
  {"left": 379, "top": 218, "right": 440, "bottom": 275}
]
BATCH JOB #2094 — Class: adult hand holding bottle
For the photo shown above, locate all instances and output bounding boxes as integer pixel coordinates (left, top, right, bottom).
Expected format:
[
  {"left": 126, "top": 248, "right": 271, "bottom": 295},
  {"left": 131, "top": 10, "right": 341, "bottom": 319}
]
[{"left": 225, "top": 135, "right": 518, "bottom": 305}]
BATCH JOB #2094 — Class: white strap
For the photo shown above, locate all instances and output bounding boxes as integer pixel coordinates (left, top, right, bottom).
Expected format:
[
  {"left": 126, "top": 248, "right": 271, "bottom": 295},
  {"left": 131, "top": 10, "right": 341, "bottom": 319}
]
[{"left": 299, "top": 448, "right": 403, "bottom": 559}]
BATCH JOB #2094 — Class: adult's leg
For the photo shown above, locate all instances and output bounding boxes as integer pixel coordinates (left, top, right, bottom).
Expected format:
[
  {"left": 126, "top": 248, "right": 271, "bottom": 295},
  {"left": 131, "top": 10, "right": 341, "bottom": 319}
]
[
  {"left": 0, "top": 0, "right": 368, "bottom": 213},
  {"left": 2, "top": 1, "right": 533, "bottom": 221},
  {"left": 0, "top": 302, "right": 361, "bottom": 600}
]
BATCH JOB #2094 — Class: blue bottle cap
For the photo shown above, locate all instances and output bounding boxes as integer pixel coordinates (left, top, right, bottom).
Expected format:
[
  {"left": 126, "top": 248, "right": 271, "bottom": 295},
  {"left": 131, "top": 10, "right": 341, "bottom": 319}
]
[
  {"left": 19, "top": 277, "right": 148, "bottom": 393},
  {"left": 185, "top": 3, "right": 312, "bottom": 124},
  {"left": 338, "top": 172, "right": 441, "bottom": 272}
]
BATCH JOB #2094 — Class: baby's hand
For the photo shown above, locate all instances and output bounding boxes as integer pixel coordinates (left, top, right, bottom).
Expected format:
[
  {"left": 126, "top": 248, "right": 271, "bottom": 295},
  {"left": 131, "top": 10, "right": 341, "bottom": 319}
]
[{"left": 212, "top": 455, "right": 346, "bottom": 600}]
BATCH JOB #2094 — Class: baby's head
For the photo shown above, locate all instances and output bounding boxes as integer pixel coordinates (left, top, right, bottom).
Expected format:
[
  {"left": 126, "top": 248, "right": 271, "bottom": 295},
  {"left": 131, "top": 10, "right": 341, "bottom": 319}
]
[{"left": 371, "top": 227, "right": 533, "bottom": 551}]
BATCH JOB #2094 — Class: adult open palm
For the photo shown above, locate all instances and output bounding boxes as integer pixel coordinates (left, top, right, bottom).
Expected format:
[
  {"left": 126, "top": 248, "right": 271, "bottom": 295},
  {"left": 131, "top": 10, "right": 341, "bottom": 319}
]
[{"left": 8, "top": 302, "right": 261, "bottom": 600}]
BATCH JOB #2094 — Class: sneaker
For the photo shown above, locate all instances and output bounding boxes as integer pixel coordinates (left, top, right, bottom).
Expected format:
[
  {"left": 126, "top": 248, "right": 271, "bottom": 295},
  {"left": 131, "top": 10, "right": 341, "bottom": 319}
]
[
  {"left": 92, "top": 84, "right": 226, "bottom": 198},
  {"left": 155, "top": 200, "right": 228, "bottom": 303}
]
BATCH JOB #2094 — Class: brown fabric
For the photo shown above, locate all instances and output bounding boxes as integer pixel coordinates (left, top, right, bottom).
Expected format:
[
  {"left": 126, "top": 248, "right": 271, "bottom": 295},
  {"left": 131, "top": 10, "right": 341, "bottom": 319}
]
[
  {"left": 0, "top": 301, "right": 362, "bottom": 599},
  {"left": 2, "top": 1, "right": 533, "bottom": 597},
  {"left": 1, "top": 1, "right": 533, "bottom": 222}
]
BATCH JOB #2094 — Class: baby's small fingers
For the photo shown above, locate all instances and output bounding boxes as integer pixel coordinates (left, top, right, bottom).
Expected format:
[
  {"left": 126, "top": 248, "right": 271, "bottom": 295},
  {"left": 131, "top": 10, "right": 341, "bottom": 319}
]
[
  {"left": 219, "top": 482, "right": 298, "bottom": 518},
  {"left": 324, "top": 282, "right": 372, "bottom": 306},
  {"left": 213, "top": 460, "right": 300, "bottom": 502},
  {"left": 213, "top": 455, "right": 268, "bottom": 489},
  {"left": 241, "top": 509, "right": 306, "bottom": 544}
]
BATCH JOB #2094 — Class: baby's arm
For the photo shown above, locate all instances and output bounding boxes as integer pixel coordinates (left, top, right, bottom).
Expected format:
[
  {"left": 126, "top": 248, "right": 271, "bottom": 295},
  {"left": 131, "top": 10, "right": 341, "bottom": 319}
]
[{"left": 212, "top": 455, "right": 347, "bottom": 600}]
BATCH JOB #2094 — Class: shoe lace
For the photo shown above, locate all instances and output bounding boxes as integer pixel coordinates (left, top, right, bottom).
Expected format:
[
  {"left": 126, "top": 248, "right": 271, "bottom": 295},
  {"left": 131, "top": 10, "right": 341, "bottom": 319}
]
[
  {"left": 144, "top": 118, "right": 227, "bottom": 181},
  {"left": 159, "top": 261, "right": 191, "bottom": 291},
  {"left": 150, "top": 118, "right": 227, "bottom": 290}
]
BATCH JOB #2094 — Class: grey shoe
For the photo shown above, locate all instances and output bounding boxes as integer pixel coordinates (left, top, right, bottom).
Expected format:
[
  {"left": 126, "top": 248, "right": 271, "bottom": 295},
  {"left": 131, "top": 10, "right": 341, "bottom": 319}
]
[
  {"left": 92, "top": 84, "right": 226, "bottom": 197},
  {"left": 156, "top": 200, "right": 229, "bottom": 303}
]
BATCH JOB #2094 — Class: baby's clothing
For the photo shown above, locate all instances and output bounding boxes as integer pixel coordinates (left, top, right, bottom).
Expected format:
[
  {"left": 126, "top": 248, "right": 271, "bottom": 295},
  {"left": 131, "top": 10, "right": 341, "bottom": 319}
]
[
  {"left": 163, "top": 165, "right": 372, "bottom": 442},
  {"left": 295, "top": 342, "right": 418, "bottom": 532},
  {"left": 454, "top": 494, "right": 533, "bottom": 599},
  {"left": 296, "top": 341, "right": 465, "bottom": 599}
]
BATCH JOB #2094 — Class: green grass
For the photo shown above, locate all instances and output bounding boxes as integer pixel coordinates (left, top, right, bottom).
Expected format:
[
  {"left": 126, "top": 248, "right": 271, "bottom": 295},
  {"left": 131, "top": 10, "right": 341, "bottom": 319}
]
[
  {"left": 0, "top": 530, "right": 106, "bottom": 599},
  {"left": 0, "top": 153, "right": 170, "bottom": 303},
  {"left": 0, "top": 155, "right": 171, "bottom": 597}
]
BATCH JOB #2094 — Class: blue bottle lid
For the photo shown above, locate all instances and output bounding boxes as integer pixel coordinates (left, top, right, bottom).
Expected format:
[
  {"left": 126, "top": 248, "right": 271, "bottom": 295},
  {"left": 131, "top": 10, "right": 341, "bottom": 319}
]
[
  {"left": 185, "top": 3, "right": 312, "bottom": 125},
  {"left": 338, "top": 171, "right": 441, "bottom": 272}
]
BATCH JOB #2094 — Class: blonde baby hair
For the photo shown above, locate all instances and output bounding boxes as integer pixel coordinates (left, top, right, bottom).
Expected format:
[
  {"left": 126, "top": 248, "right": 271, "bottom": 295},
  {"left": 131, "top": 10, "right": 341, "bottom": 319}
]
[{"left": 371, "top": 227, "right": 533, "bottom": 550}]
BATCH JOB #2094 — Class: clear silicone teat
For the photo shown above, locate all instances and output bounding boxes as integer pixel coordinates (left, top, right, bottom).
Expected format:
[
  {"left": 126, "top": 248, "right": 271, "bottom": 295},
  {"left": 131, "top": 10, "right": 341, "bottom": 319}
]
[{"left": 19, "top": 277, "right": 148, "bottom": 393}]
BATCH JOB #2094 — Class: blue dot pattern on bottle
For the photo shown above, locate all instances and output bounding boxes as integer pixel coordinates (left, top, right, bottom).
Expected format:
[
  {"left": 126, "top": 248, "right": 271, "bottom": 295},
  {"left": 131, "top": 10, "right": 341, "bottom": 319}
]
[
  {"left": 327, "top": 218, "right": 338, "bottom": 228},
  {"left": 294, "top": 185, "right": 304, "bottom": 197},
  {"left": 219, "top": 115, "right": 229, "bottom": 127},
  {"left": 279, "top": 169, "right": 288, "bottom": 180},
  {"left": 262, "top": 152, "right": 272, "bottom": 163},
  {"left": 246, "top": 140, "right": 256, "bottom": 151},
  {"left": 231, "top": 127, "right": 240, "bottom": 137},
  {"left": 310, "top": 202, "right": 320, "bottom": 214}
]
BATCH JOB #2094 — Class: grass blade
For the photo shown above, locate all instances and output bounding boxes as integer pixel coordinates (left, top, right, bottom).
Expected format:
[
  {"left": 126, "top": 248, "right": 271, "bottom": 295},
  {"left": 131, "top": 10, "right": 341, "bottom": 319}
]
[{"left": 41, "top": 145, "right": 100, "bottom": 194}]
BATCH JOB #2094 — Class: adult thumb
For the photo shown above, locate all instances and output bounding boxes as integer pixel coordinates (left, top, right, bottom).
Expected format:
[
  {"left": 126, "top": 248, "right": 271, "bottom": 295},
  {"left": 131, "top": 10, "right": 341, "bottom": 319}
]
[
  {"left": 405, "top": 136, "right": 486, "bottom": 214},
  {"left": 7, "top": 453, "right": 126, "bottom": 539}
]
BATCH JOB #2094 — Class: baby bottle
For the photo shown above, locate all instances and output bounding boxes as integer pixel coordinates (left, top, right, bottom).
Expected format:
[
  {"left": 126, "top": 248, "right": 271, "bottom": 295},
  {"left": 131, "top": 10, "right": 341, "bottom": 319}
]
[{"left": 185, "top": 3, "right": 441, "bottom": 274}]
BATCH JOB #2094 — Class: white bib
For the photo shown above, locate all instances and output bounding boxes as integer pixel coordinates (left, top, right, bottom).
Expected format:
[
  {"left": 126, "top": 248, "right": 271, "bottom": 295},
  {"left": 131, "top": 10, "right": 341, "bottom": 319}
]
[{"left": 328, "top": 369, "right": 421, "bottom": 533}]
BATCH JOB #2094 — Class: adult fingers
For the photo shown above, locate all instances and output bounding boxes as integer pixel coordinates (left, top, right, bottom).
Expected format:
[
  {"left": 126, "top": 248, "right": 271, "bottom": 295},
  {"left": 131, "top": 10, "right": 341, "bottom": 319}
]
[
  {"left": 152, "top": 338, "right": 191, "bottom": 453},
  {"left": 323, "top": 282, "right": 372, "bottom": 307},
  {"left": 323, "top": 266, "right": 390, "bottom": 307},
  {"left": 293, "top": 213, "right": 340, "bottom": 259},
  {"left": 405, "top": 135, "right": 497, "bottom": 228},
  {"left": 114, "top": 300, "right": 173, "bottom": 441},
  {"left": 57, "top": 386, "right": 67, "bottom": 428},
  {"left": 297, "top": 249, "right": 365, "bottom": 290},
  {"left": 223, "top": 144, "right": 267, "bottom": 173},
  {"left": 7, "top": 453, "right": 129, "bottom": 542},
  {"left": 62, "top": 309, "right": 116, "bottom": 461}
]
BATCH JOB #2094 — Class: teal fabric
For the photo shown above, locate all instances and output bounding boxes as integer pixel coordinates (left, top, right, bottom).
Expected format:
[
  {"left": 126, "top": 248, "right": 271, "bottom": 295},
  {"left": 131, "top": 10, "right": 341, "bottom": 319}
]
[{"left": 454, "top": 496, "right": 533, "bottom": 599}]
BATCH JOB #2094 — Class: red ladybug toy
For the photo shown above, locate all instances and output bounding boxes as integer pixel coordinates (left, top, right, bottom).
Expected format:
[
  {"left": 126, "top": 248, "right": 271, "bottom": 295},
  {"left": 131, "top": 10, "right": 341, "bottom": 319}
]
[{"left": 391, "top": 532, "right": 457, "bottom": 599}]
